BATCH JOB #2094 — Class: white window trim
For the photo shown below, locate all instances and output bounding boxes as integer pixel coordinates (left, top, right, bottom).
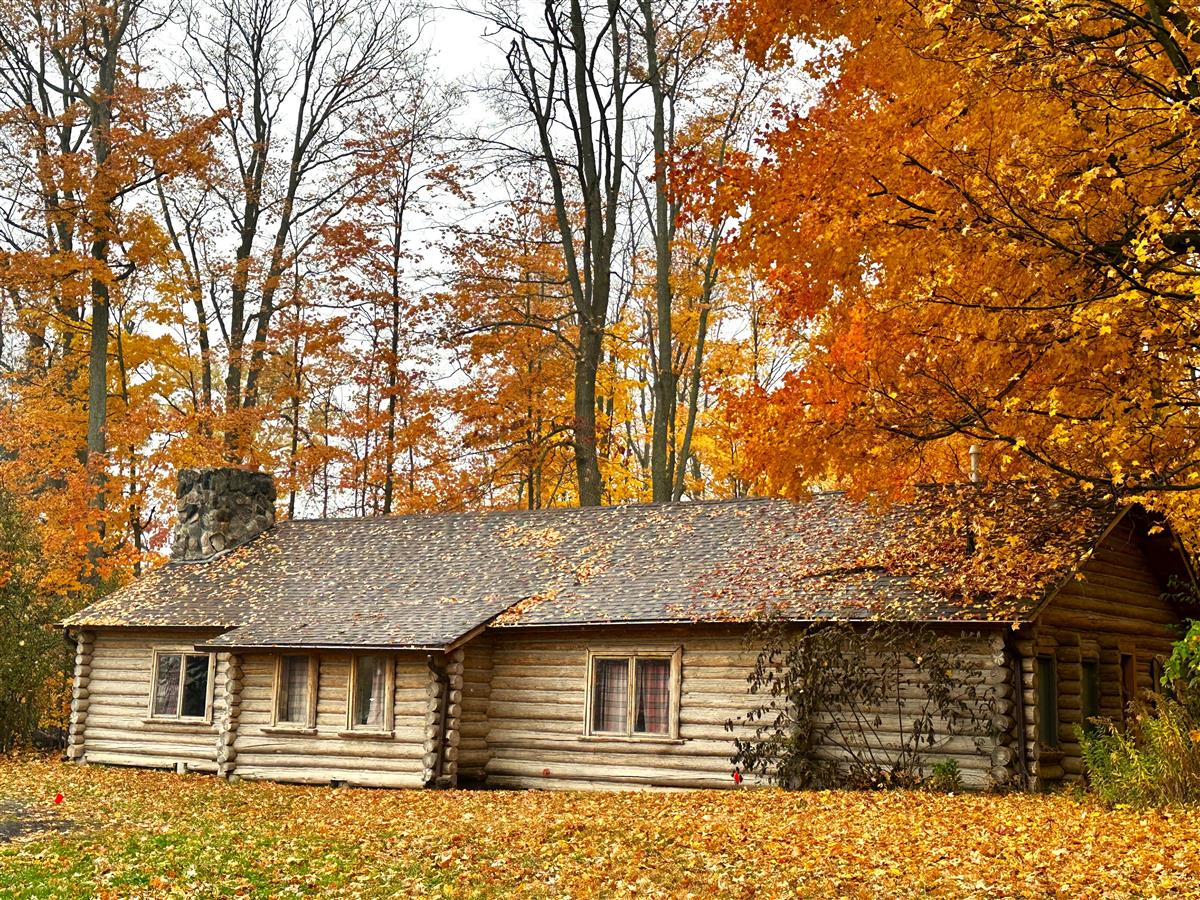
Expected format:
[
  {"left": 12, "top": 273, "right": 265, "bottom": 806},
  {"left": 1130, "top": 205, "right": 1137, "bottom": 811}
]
[
  {"left": 582, "top": 647, "right": 682, "bottom": 742},
  {"left": 270, "top": 653, "right": 319, "bottom": 731},
  {"left": 147, "top": 648, "right": 216, "bottom": 724},
  {"left": 345, "top": 653, "right": 395, "bottom": 735}
]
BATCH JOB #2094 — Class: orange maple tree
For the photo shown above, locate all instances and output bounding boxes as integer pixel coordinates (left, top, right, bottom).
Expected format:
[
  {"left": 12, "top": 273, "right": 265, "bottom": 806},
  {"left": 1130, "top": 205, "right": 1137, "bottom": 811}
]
[{"left": 723, "top": 0, "right": 1200, "bottom": 527}]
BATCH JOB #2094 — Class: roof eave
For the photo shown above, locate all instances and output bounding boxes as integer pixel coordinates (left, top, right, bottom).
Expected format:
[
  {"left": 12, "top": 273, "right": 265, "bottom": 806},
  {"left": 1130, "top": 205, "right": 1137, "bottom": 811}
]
[
  {"left": 489, "top": 614, "right": 1027, "bottom": 630},
  {"left": 193, "top": 640, "right": 452, "bottom": 653}
]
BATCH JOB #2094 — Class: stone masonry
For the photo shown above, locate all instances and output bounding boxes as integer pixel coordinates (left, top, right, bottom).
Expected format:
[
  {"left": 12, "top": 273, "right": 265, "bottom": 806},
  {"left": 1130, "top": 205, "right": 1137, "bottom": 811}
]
[{"left": 172, "top": 467, "right": 276, "bottom": 561}]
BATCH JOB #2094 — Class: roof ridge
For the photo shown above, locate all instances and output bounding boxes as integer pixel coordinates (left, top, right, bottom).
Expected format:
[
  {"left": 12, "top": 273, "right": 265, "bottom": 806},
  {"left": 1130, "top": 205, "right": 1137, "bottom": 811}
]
[{"left": 281, "top": 494, "right": 797, "bottom": 526}]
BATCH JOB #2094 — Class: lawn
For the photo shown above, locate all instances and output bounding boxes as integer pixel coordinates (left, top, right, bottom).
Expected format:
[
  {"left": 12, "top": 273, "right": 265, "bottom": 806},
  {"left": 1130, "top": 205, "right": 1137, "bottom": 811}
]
[{"left": 0, "top": 758, "right": 1197, "bottom": 898}]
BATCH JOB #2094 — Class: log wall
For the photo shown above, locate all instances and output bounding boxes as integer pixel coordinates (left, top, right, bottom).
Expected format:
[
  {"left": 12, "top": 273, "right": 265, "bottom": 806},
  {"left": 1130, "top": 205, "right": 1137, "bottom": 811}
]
[
  {"left": 458, "top": 636, "right": 493, "bottom": 782},
  {"left": 480, "top": 624, "right": 1008, "bottom": 791},
  {"left": 66, "top": 630, "right": 94, "bottom": 762},
  {"left": 1019, "top": 520, "right": 1182, "bottom": 789},
  {"left": 230, "top": 651, "right": 431, "bottom": 788},
  {"left": 79, "top": 629, "right": 226, "bottom": 773}
]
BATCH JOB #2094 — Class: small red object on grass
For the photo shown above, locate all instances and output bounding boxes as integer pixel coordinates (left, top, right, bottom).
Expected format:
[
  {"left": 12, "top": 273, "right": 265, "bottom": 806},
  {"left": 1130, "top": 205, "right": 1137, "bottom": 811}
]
[
  {"left": 732, "top": 769, "right": 742, "bottom": 785},
  {"left": 54, "top": 792, "right": 64, "bottom": 805}
]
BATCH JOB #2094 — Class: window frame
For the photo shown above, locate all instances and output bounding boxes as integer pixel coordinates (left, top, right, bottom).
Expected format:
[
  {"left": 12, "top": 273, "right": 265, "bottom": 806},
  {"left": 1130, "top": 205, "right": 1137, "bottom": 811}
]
[
  {"left": 1080, "top": 657, "right": 1101, "bottom": 734},
  {"left": 271, "top": 653, "right": 319, "bottom": 731},
  {"left": 148, "top": 648, "right": 216, "bottom": 723},
  {"left": 583, "top": 647, "right": 682, "bottom": 742},
  {"left": 1150, "top": 655, "right": 1166, "bottom": 693},
  {"left": 1036, "top": 654, "right": 1059, "bottom": 749},
  {"left": 345, "top": 653, "right": 395, "bottom": 735},
  {"left": 1120, "top": 652, "right": 1138, "bottom": 723}
]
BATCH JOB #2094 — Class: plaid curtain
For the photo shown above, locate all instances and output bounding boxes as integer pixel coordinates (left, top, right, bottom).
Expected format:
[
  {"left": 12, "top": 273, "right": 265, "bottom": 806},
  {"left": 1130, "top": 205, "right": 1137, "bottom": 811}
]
[
  {"left": 591, "top": 659, "right": 628, "bottom": 732},
  {"left": 153, "top": 654, "right": 182, "bottom": 717},
  {"left": 280, "top": 656, "right": 309, "bottom": 723},
  {"left": 634, "top": 659, "right": 670, "bottom": 734}
]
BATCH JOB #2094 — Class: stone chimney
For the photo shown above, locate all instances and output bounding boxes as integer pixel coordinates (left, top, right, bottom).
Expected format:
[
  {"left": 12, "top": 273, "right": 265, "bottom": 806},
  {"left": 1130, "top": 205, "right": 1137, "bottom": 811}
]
[{"left": 172, "top": 467, "right": 276, "bottom": 562}]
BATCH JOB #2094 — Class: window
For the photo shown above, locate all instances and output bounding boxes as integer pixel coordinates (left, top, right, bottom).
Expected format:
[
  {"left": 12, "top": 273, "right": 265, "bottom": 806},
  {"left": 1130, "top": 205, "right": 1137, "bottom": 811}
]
[
  {"left": 1120, "top": 653, "right": 1137, "bottom": 720},
  {"left": 151, "top": 651, "right": 213, "bottom": 720},
  {"left": 274, "top": 655, "right": 317, "bottom": 728},
  {"left": 1081, "top": 660, "right": 1100, "bottom": 733},
  {"left": 1036, "top": 655, "right": 1059, "bottom": 748},
  {"left": 585, "top": 650, "right": 680, "bottom": 739},
  {"left": 348, "top": 654, "right": 392, "bottom": 732}
]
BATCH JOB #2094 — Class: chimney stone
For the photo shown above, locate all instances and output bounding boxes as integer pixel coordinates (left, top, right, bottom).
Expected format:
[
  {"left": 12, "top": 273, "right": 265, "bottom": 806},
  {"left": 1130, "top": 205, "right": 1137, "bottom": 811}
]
[{"left": 172, "top": 467, "right": 276, "bottom": 562}]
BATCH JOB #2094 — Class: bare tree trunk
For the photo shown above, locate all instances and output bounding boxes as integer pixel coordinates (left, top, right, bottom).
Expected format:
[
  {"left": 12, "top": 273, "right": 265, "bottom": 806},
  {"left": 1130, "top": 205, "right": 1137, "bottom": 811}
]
[
  {"left": 382, "top": 180, "right": 412, "bottom": 514},
  {"left": 186, "top": 0, "right": 412, "bottom": 460},
  {"left": 498, "top": 0, "right": 628, "bottom": 506},
  {"left": 672, "top": 305, "right": 709, "bottom": 501},
  {"left": 639, "top": 0, "right": 675, "bottom": 502}
]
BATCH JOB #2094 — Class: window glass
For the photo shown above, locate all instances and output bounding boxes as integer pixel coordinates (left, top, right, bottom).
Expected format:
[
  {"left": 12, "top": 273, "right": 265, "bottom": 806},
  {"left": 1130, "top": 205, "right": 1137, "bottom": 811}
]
[
  {"left": 181, "top": 655, "right": 210, "bottom": 718},
  {"left": 279, "top": 656, "right": 310, "bottom": 724},
  {"left": 591, "top": 658, "right": 629, "bottom": 733},
  {"left": 152, "top": 652, "right": 210, "bottom": 719},
  {"left": 634, "top": 659, "right": 670, "bottom": 735},
  {"left": 153, "top": 653, "right": 182, "bottom": 717},
  {"left": 352, "top": 655, "right": 387, "bottom": 729},
  {"left": 1081, "top": 660, "right": 1100, "bottom": 732},
  {"left": 1037, "top": 655, "right": 1059, "bottom": 748}
]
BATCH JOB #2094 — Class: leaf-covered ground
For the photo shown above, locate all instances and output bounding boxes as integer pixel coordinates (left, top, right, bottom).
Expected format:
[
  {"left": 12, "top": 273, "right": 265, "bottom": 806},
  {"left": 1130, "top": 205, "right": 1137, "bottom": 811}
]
[{"left": 1, "top": 758, "right": 1198, "bottom": 898}]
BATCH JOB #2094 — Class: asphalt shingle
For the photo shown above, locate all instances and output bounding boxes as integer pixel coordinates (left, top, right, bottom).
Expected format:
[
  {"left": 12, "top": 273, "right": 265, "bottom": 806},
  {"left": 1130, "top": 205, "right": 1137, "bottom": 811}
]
[{"left": 64, "top": 485, "right": 1119, "bottom": 649}]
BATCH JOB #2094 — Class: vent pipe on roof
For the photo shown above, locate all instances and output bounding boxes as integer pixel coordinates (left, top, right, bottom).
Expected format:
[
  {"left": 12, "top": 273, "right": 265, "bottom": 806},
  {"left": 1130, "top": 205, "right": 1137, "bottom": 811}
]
[
  {"left": 968, "top": 444, "right": 981, "bottom": 484},
  {"left": 172, "top": 467, "right": 276, "bottom": 562}
]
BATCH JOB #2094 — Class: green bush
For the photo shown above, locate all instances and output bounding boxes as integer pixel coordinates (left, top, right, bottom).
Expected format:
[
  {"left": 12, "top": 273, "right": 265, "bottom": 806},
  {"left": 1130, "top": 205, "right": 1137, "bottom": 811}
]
[
  {"left": 1164, "top": 619, "right": 1200, "bottom": 719},
  {"left": 0, "top": 486, "right": 69, "bottom": 751},
  {"left": 928, "top": 758, "right": 962, "bottom": 793},
  {"left": 1080, "top": 694, "right": 1200, "bottom": 807}
]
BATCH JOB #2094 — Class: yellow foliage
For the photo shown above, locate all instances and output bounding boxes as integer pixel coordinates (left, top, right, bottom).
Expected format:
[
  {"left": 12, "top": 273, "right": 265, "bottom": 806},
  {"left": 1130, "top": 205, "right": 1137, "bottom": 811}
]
[{"left": 2, "top": 758, "right": 1199, "bottom": 897}]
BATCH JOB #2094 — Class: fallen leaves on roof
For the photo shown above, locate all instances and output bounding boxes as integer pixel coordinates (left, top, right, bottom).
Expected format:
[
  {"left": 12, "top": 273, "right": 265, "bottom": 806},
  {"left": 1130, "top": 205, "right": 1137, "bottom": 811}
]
[{"left": 64, "top": 484, "right": 1121, "bottom": 645}]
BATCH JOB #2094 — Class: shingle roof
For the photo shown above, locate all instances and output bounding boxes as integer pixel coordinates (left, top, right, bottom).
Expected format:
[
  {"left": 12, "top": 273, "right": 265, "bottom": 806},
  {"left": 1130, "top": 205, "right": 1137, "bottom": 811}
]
[{"left": 64, "top": 485, "right": 1121, "bottom": 649}]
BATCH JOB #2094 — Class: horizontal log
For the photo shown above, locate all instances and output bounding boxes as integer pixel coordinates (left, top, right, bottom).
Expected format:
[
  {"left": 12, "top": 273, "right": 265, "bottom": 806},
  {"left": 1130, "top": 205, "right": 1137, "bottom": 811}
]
[
  {"left": 1051, "top": 593, "right": 1178, "bottom": 626},
  {"left": 84, "top": 738, "right": 217, "bottom": 761},
  {"left": 237, "top": 726, "right": 428, "bottom": 748},
  {"left": 807, "top": 731, "right": 994, "bottom": 756},
  {"left": 92, "top": 630, "right": 223, "bottom": 648},
  {"left": 809, "top": 748, "right": 994, "bottom": 773},
  {"left": 84, "top": 751, "right": 218, "bottom": 773},
  {"left": 232, "top": 750, "right": 424, "bottom": 771},
  {"left": 1038, "top": 610, "right": 1176, "bottom": 639},
  {"left": 484, "top": 774, "right": 729, "bottom": 792},
  {"left": 486, "top": 727, "right": 734, "bottom": 753},
  {"left": 488, "top": 746, "right": 737, "bottom": 772},
  {"left": 234, "top": 766, "right": 424, "bottom": 789},
  {"left": 485, "top": 758, "right": 738, "bottom": 787},
  {"left": 88, "top": 671, "right": 155, "bottom": 689},
  {"left": 83, "top": 722, "right": 217, "bottom": 742}
]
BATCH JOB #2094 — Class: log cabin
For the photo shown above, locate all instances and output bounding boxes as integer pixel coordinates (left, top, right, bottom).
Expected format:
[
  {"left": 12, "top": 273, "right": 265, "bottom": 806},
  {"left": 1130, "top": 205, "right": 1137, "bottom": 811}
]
[{"left": 62, "top": 467, "right": 1195, "bottom": 792}]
